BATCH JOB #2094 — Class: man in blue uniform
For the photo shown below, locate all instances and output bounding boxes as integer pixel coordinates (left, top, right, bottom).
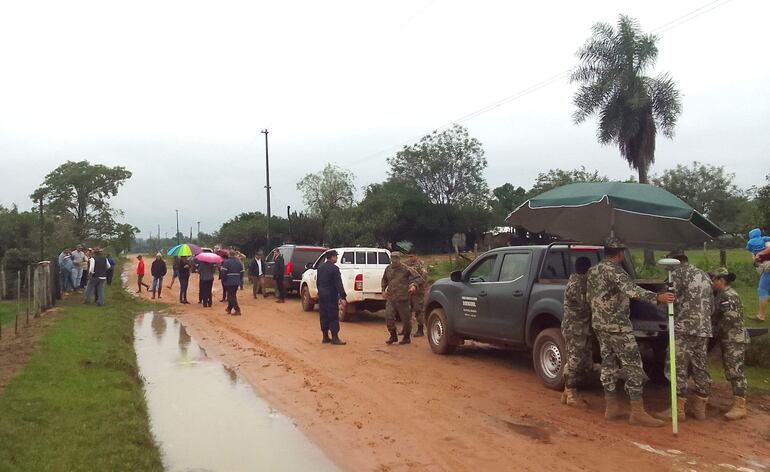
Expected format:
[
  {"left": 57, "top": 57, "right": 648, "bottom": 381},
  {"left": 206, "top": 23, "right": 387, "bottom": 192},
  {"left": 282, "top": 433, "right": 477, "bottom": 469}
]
[{"left": 317, "top": 250, "right": 347, "bottom": 345}]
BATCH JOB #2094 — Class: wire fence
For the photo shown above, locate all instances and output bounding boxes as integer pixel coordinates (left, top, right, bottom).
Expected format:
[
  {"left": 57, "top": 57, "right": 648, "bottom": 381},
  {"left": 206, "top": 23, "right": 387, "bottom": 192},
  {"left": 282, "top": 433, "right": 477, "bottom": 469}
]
[{"left": 0, "top": 260, "right": 58, "bottom": 339}]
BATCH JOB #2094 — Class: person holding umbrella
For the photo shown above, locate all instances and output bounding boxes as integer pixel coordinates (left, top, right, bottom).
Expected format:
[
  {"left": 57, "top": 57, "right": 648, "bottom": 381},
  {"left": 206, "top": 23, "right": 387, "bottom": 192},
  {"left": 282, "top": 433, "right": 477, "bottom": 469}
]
[
  {"left": 587, "top": 236, "right": 674, "bottom": 428},
  {"left": 177, "top": 256, "right": 192, "bottom": 304},
  {"left": 195, "top": 251, "right": 221, "bottom": 308},
  {"left": 221, "top": 250, "right": 244, "bottom": 315}
]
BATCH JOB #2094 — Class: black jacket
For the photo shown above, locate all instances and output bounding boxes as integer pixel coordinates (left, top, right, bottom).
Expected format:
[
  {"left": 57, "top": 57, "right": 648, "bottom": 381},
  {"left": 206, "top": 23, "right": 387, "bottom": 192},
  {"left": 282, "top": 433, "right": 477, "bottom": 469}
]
[
  {"left": 248, "top": 258, "right": 264, "bottom": 277},
  {"left": 151, "top": 259, "right": 168, "bottom": 277},
  {"left": 273, "top": 254, "right": 285, "bottom": 279},
  {"left": 221, "top": 258, "right": 244, "bottom": 287},
  {"left": 317, "top": 261, "right": 346, "bottom": 300}
]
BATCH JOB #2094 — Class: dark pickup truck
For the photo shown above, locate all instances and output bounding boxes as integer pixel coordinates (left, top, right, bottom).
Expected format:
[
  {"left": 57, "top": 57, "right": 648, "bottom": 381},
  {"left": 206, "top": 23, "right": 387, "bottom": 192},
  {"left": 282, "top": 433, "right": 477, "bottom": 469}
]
[{"left": 425, "top": 244, "right": 767, "bottom": 390}]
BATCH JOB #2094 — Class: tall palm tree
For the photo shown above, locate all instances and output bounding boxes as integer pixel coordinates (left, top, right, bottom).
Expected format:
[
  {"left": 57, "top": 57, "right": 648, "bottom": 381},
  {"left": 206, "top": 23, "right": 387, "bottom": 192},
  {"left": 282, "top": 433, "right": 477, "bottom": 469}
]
[{"left": 571, "top": 15, "right": 682, "bottom": 183}]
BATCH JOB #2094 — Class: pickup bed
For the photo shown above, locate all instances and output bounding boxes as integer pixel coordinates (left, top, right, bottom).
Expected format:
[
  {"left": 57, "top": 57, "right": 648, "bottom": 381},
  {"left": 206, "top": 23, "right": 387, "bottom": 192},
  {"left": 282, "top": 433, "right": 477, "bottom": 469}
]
[{"left": 425, "top": 244, "right": 767, "bottom": 390}]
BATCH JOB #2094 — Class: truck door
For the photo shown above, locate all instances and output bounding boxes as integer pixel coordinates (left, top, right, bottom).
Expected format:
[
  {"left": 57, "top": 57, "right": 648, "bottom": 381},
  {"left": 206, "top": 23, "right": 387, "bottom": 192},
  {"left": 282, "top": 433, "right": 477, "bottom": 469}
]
[
  {"left": 485, "top": 252, "right": 532, "bottom": 342},
  {"left": 455, "top": 254, "right": 498, "bottom": 336}
]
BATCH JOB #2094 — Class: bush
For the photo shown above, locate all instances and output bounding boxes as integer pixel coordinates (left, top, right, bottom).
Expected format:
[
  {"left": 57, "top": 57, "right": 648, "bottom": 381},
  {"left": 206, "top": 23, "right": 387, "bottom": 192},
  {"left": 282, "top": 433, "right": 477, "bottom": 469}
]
[{"left": 746, "top": 336, "right": 770, "bottom": 369}]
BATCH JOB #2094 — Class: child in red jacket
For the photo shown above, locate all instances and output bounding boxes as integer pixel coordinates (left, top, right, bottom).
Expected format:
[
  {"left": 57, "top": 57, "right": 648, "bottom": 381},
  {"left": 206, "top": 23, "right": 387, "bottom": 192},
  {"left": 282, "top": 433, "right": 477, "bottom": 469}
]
[{"left": 136, "top": 255, "right": 150, "bottom": 293}]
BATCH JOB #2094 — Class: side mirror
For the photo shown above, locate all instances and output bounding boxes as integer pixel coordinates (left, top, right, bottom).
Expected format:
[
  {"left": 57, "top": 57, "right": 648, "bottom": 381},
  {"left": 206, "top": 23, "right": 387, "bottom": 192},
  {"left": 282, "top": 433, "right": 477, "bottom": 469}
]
[
  {"left": 305, "top": 262, "right": 313, "bottom": 270},
  {"left": 450, "top": 270, "right": 463, "bottom": 283}
]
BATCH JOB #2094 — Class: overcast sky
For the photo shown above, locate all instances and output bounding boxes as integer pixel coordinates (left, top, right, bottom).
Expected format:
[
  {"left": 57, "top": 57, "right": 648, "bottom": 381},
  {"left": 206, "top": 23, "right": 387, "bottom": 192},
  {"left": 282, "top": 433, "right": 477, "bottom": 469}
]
[{"left": 1, "top": 0, "right": 767, "bottom": 240}]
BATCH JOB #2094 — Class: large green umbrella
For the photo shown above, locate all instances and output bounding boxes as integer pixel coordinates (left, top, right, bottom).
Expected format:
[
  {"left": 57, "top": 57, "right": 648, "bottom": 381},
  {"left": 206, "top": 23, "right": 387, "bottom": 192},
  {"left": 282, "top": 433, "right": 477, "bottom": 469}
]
[{"left": 505, "top": 182, "right": 723, "bottom": 249}]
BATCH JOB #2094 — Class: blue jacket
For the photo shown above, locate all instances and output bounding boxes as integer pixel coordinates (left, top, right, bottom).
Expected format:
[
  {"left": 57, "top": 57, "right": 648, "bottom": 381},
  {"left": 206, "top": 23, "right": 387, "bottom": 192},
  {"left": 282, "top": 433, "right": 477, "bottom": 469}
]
[
  {"left": 220, "top": 258, "right": 244, "bottom": 286},
  {"left": 317, "top": 261, "right": 346, "bottom": 300},
  {"left": 746, "top": 228, "right": 770, "bottom": 254}
]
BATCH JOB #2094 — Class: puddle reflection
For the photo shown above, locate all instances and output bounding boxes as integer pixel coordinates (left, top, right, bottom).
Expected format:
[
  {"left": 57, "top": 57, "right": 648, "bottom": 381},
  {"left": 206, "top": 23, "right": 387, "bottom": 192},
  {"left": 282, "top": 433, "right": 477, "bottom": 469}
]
[{"left": 134, "top": 312, "right": 339, "bottom": 472}]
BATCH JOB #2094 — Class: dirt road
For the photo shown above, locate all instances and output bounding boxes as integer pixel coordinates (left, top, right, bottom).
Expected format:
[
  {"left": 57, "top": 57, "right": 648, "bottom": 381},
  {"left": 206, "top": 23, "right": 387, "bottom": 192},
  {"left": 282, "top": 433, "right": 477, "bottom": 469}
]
[{"left": 129, "top": 270, "right": 770, "bottom": 471}]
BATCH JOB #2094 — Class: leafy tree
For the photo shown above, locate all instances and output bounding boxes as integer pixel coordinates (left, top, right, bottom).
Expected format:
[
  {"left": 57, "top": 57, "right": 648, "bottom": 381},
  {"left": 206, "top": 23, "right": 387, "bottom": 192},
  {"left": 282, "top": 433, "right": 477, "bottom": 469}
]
[
  {"left": 216, "top": 212, "right": 290, "bottom": 256},
  {"left": 388, "top": 124, "right": 488, "bottom": 206},
  {"left": 296, "top": 164, "right": 356, "bottom": 238},
  {"left": 489, "top": 183, "right": 528, "bottom": 222},
  {"left": 530, "top": 167, "right": 608, "bottom": 195},
  {"left": 571, "top": 15, "right": 682, "bottom": 183},
  {"left": 356, "top": 181, "right": 432, "bottom": 246},
  {"left": 653, "top": 161, "right": 745, "bottom": 231},
  {"left": 32, "top": 160, "right": 132, "bottom": 241}
]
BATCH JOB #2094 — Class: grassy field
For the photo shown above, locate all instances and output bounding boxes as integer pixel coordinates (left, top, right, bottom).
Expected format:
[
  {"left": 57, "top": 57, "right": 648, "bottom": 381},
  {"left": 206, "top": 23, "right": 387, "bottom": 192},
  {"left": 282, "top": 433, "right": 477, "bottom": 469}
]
[
  {"left": 0, "top": 278, "right": 164, "bottom": 471},
  {"left": 0, "top": 300, "right": 19, "bottom": 328}
]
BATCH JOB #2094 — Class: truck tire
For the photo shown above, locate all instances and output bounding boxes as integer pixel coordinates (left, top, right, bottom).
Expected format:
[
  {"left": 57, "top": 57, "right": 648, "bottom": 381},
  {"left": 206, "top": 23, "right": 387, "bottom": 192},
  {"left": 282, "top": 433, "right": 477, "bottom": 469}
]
[
  {"left": 300, "top": 286, "right": 315, "bottom": 312},
  {"left": 427, "top": 307, "right": 456, "bottom": 355},
  {"left": 532, "top": 328, "right": 565, "bottom": 390},
  {"left": 339, "top": 303, "right": 357, "bottom": 322}
]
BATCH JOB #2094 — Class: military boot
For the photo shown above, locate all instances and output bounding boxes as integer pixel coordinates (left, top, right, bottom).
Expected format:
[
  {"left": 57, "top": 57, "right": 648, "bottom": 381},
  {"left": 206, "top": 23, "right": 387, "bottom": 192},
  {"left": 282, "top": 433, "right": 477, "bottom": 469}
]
[
  {"left": 414, "top": 324, "right": 424, "bottom": 337},
  {"left": 724, "top": 396, "right": 747, "bottom": 421},
  {"left": 386, "top": 329, "right": 398, "bottom": 345},
  {"left": 629, "top": 400, "right": 665, "bottom": 427},
  {"left": 604, "top": 393, "right": 625, "bottom": 420},
  {"left": 562, "top": 388, "right": 589, "bottom": 409},
  {"left": 331, "top": 332, "right": 347, "bottom": 346},
  {"left": 399, "top": 333, "right": 411, "bottom": 345},
  {"left": 653, "top": 396, "right": 687, "bottom": 422},
  {"left": 692, "top": 395, "right": 708, "bottom": 420},
  {"left": 322, "top": 331, "right": 331, "bottom": 344}
]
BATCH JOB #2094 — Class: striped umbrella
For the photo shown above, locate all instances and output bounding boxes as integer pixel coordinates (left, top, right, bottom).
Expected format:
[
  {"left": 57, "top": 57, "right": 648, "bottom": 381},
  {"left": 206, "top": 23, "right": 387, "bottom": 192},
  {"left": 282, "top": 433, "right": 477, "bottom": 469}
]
[{"left": 167, "top": 244, "right": 202, "bottom": 257}]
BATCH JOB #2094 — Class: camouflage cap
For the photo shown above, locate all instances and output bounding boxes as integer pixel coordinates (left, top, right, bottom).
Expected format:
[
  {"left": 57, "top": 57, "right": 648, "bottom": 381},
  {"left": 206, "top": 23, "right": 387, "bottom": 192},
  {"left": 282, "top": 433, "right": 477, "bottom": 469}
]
[
  {"left": 666, "top": 249, "right": 686, "bottom": 259},
  {"left": 390, "top": 251, "right": 403, "bottom": 259},
  {"left": 709, "top": 267, "right": 729, "bottom": 277},
  {"left": 603, "top": 235, "right": 626, "bottom": 249}
]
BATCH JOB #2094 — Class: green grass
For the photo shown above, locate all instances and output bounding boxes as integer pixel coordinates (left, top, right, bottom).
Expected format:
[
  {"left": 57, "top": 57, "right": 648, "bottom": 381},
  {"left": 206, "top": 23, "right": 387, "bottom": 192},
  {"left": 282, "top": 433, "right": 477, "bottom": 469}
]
[
  {"left": 0, "top": 300, "right": 19, "bottom": 328},
  {"left": 0, "top": 278, "right": 164, "bottom": 471}
]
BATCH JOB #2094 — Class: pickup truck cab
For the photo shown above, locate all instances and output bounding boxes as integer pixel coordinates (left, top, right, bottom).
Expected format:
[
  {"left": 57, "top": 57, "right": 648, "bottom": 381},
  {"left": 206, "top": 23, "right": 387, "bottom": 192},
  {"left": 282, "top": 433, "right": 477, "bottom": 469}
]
[
  {"left": 426, "top": 244, "right": 672, "bottom": 390},
  {"left": 300, "top": 247, "right": 391, "bottom": 321}
]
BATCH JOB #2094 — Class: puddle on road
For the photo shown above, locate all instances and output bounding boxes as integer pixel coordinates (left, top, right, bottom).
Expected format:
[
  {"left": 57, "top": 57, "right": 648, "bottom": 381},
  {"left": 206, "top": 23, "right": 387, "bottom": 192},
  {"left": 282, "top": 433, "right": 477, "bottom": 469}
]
[{"left": 134, "top": 312, "right": 339, "bottom": 472}]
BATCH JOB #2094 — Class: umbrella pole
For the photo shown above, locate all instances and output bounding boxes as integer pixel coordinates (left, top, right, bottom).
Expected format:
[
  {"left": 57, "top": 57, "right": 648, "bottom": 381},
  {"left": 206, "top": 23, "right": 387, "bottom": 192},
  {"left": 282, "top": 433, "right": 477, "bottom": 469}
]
[{"left": 667, "top": 270, "right": 678, "bottom": 436}]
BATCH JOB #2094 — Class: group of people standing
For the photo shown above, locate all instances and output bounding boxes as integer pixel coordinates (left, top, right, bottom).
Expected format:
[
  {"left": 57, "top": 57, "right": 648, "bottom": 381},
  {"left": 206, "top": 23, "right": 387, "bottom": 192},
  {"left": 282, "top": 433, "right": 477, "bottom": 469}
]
[
  {"left": 58, "top": 245, "right": 115, "bottom": 306},
  {"left": 312, "top": 250, "right": 427, "bottom": 347},
  {"left": 560, "top": 236, "right": 749, "bottom": 428}
]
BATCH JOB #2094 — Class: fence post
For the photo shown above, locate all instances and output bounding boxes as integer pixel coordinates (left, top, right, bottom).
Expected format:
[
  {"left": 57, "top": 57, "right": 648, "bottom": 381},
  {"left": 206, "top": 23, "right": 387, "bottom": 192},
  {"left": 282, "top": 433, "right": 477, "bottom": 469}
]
[
  {"left": 16, "top": 271, "right": 20, "bottom": 336},
  {"left": 720, "top": 250, "right": 727, "bottom": 268},
  {"left": 26, "top": 265, "right": 31, "bottom": 327}
]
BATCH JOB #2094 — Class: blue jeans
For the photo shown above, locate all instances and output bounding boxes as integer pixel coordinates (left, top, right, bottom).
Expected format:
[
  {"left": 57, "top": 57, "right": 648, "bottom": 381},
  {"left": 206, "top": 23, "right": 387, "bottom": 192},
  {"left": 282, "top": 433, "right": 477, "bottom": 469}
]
[
  {"left": 60, "top": 268, "right": 73, "bottom": 291},
  {"left": 151, "top": 276, "right": 164, "bottom": 292},
  {"left": 84, "top": 278, "right": 106, "bottom": 306},
  {"left": 759, "top": 272, "right": 770, "bottom": 299}
]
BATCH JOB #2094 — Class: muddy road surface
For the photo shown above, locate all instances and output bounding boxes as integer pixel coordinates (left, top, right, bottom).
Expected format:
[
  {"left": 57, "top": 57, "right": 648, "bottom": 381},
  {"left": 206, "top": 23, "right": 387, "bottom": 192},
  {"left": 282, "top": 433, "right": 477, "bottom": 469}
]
[{"left": 129, "top": 270, "right": 770, "bottom": 471}]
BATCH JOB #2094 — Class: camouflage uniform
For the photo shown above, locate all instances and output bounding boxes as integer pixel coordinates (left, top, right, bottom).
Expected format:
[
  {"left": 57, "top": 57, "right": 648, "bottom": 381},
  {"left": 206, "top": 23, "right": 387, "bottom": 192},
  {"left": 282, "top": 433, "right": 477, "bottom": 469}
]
[
  {"left": 404, "top": 257, "right": 428, "bottom": 327},
  {"left": 561, "top": 273, "right": 593, "bottom": 389},
  {"left": 670, "top": 262, "right": 714, "bottom": 397},
  {"left": 382, "top": 262, "right": 418, "bottom": 333},
  {"left": 588, "top": 259, "right": 657, "bottom": 401},
  {"left": 713, "top": 285, "right": 748, "bottom": 397}
]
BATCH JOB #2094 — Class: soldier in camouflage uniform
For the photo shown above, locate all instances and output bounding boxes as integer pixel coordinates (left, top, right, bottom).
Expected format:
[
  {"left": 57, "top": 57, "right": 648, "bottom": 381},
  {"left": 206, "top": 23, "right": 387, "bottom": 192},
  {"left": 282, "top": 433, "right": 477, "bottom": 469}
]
[
  {"left": 404, "top": 254, "right": 428, "bottom": 337},
  {"left": 654, "top": 250, "right": 714, "bottom": 422},
  {"left": 561, "top": 256, "right": 593, "bottom": 408},
  {"left": 587, "top": 236, "right": 674, "bottom": 427},
  {"left": 382, "top": 252, "right": 419, "bottom": 345},
  {"left": 710, "top": 267, "right": 749, "bottom": 420}
]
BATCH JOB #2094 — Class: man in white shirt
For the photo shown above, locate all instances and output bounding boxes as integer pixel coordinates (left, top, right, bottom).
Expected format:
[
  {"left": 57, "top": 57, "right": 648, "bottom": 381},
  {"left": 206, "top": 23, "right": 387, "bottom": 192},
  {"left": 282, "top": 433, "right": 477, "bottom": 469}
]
[
  {"left": 70, "top": 245, "right": 86, "bottom": 290},
  {"left": 248, "top": 251, "right": 266, "bottom": 299},
  {"left": 84, "top": 248, "right": 111, "bottom": 306}
]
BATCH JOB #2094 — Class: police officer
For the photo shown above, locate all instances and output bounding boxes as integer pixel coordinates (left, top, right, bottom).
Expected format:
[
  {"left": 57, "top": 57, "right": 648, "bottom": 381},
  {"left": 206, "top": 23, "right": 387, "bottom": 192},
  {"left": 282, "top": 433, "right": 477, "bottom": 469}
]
[
  {"left": 561, "top": 256, "right": 593, "bottom": 408},
  {"left": 403, "top": 254, "right": 428, "bottom": 337},
  {"left": 587, "top": 236, "right": 674, "bottom": 427},
  {"left": 317, "top": 250, "right": 347, "bottom": 345},
  {"left": 382, "top": 252, "right": 418, "bottom": 345},
  {"left": 653, "top": 250, "right": 713, "bottom": 421},
  {"left": 710, "top": 267, "right": 748, "bottom": 420}
]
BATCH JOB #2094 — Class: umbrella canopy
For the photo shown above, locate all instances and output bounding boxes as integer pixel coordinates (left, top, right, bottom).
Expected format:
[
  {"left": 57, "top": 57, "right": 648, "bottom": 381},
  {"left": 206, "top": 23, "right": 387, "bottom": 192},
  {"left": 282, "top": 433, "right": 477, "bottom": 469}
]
[
  {"left": 214, "top": 249, "right": 229, "bottom": 258},
  {"left": 195, "top": 252, "right": 224, "bottom": 264},
  {"left": 167, "top": 244, "right": 203, "bottom": 257},
  {"left": 505, "top": 182, "right": 723, "bottom": 250}
]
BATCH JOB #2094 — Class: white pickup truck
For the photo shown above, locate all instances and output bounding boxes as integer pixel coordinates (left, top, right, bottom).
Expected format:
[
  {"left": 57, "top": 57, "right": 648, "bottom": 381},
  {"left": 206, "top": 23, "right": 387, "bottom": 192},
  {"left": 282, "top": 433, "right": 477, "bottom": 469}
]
[{"left": 300, "top": 247, "right": 392, "bottom": 321}]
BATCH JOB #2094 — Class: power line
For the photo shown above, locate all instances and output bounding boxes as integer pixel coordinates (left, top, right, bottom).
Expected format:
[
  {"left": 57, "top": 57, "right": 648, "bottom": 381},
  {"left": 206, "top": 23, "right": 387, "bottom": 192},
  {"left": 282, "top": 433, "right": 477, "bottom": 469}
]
[{"left": 351, "top": 0, "right": 738, "bottom": 167}]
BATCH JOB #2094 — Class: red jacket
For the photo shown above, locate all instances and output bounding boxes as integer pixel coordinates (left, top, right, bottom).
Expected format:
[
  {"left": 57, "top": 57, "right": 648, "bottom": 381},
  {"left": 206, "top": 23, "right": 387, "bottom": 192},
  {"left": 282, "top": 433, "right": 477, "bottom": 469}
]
[{"left": 137, "top": 260, "right": 145, "bottom": 276}]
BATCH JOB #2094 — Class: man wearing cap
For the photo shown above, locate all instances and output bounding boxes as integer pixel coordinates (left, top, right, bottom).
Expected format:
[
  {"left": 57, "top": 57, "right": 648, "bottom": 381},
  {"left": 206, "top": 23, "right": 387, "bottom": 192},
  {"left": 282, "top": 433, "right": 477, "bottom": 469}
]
[
  {"left": 381, "top": 252, "right": 419, "bottom": 345},
  {"left": 710, "top": 267, "right": 749, "bottom": 420},
  {"left": 316, "top": 250, "right": 347, "bottom": 345},
  {"left": 150, "top": 253, "right": 168, "bottom": 300},
  {"left": 587, "top": 236, "right": 674, "bottom": 427},
  {"left": 248, "top": 251, "right": 266, "bottom": 299},
  {"left": 403, "top": 254, "right": 429, "bottom": 337},
  {"left": 653, "top": 250, "right": 713, "bottom": 421},
  {"left": 84, "top": 248, "right": 110, "bottom": 306},
  {"left": 71, "top": 245, "right": 86, "bottom": 291}
]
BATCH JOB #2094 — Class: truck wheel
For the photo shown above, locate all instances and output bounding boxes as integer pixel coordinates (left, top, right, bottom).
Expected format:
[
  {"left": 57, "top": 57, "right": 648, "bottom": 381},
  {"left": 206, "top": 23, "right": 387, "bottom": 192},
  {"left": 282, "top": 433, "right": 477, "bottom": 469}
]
[
  {"left": 300, "top": 286, "right": 315, "bottom": 312},
  {"left": 533, "top": 328, "right": 565, "bottom": 390},
  {"left": 339, "top": 303, "right": 357, "bottom": 322},
  {"left": 427, "top": 308, "right": 456, "bottom": 355}
]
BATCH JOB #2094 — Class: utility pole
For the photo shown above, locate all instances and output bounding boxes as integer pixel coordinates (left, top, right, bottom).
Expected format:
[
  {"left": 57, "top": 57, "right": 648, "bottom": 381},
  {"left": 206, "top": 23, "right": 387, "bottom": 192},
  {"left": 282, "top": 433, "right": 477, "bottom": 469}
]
[
  {"left": 196, "top": 221, "right": 201, "bottom": 243},
  {"left": 261, "top": 129, "right": 272, "bottom": 250},
  {"left": 158, "top": 224, "right": 161, "bottom": 251},
  {"left": 189, "top": 227, "right": 192, "bottom": 242},
  {"left": 38, "top": 196, "right": 44, "bottom": 261},
  {"left": 175, "top": 209, "right": 180, "bottom": 245},
  {"left": 287, "top": 205, "right": 291, "bottom": 242}
]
